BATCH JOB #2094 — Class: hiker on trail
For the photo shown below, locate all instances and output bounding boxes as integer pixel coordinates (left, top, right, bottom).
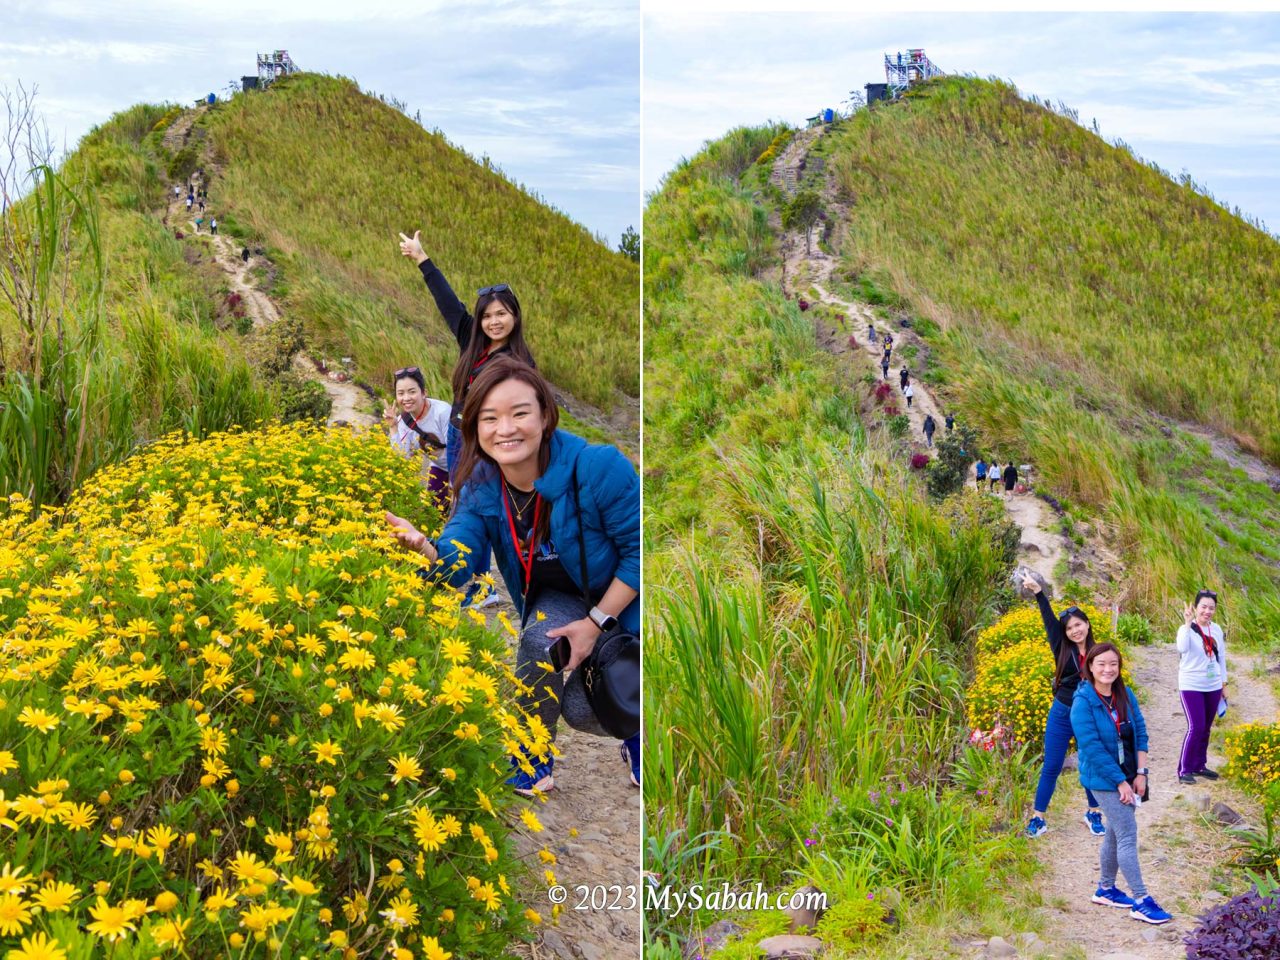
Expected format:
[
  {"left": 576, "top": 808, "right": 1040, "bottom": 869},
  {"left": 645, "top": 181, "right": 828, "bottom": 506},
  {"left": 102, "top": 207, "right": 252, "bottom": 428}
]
[
  {"left": 383, "top": 366, "right": 451, "bottom": 508},
  {"left": 1072, "top": 643, "right": 1171, "bottom": 925},
  {"left": 868, "top": 322, "right": 876, "bottom": 344},
  {"left": 1022, "top": 573, "right": 1105, "bottom": 840},
  {"left": 880, "top": 357, "right": 889, "bottom": 380},
  {"left": 385, "top": 358, "right": 641, "bottom": 794},
  {"left": 194, "top": 217, "right": 203, "bottom": 233},
  {"left": 904, "top": 382, "right": 915, "bottom": 409},
  {"left": 1176, "top": 590, "right": 1226, "bottom": 785},
  {"left": 198, "top": 198, "right": 205, "bottom": 212},
  {"left": 241, "top": 247, "right": 250, "bottom": 263},
  {"left": 899, "top": 367, "right": 910, "bottom": 391},
  {"left": 922, "top": 413, "right": 935, "bottom": 445},
  {"left": 185, "top": 196, "right": 193, "bottom": 210},
  {"left": 173, "top": 185, "right": 180, "bottom": 199},
  {"left": 883, "top": 332, "right": 893, "bottom": 351},
  {"left": 399, "top": 227, "right": 537, "bottom": 607},
  {"left": 975, "top": 459, "right": 988, "bottom": 489},
  {"left": 989, "top": 463, "right": 1002, "bottom": 492},
  {"left": 946, "top": 412, "right": 955, "bottom": 432},
  {"left": 210, "top": 218, "right": 218, "bottom": 235},
  {"left": 1002, "top": 462, "right": 1018, "bottom": 496}
]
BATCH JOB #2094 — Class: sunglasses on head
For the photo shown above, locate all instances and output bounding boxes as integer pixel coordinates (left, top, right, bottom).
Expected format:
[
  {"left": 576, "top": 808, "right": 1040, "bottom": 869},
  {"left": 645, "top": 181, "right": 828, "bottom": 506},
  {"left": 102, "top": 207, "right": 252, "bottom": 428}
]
[
  {"left": 393, "top": 366, "right": 421, "bottom": 379},
  {"left": 477, "top": 283, "right": 511, "bottom": 296},
  {"left": 1060, "top": 606, "right": 1083, "bottom": 620},
  {"left": 1200, "top": 590, "right": 1218, "bottom": 600}
]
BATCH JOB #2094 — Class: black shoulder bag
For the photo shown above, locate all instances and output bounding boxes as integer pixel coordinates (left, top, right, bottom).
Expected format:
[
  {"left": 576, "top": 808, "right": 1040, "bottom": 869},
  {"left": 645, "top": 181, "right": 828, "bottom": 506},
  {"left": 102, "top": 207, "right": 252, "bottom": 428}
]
[{"left": 571, "top": 457, "right": 640, "bottom": 740}]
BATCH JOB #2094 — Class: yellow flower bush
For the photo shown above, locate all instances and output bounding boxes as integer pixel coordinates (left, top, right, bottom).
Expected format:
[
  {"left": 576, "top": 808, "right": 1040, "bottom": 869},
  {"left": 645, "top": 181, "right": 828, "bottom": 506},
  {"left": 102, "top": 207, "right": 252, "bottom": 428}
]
[
  {"left": 1224, "top": 723, "right": 1280, "bottom": 791},
  {"left": 968, "top": 601, "right": 1117, "bottom": 745},
  {"left": 0, "top": 422, "right": 552, "bottom": 956}
]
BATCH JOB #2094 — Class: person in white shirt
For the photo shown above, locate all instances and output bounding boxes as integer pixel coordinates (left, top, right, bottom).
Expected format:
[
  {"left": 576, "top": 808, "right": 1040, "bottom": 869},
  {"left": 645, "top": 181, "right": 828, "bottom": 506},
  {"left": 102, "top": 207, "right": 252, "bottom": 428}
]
[
  {"left": 383, "top": 365, "right": 451, "bottom": 508},
  {"left": 1175, "top": 589, "right": 1226, "bottom": 784}
]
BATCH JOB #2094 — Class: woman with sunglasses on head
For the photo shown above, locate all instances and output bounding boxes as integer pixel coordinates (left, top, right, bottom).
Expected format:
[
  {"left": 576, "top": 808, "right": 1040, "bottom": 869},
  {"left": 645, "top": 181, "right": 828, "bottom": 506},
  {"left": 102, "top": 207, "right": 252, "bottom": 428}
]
[
  {"left": 1176, "top": 589, "right": 1226, "bottom": 785},
  {"left": 384, "top": 357, "right": 640, "bottom": 795},
  {"left": 1072, "top": 643, "right": 1171, "bottom": 924},
  {"left": 1021, "top": 574, "right": 1106, "bottom": 839},
  {"left": 382, "top": 365, "right": 451, "bottom": 509}
]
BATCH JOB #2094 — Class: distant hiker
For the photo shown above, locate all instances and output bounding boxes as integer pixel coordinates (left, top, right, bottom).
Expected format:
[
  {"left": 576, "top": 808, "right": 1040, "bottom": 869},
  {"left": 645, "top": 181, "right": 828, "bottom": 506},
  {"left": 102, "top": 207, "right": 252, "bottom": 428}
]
[
  {"left": 880, "top": 357, "right": 889, "bottom": 380},
  {"left": 868, "top": 322, "right": 876, "bottom": 343},
  {"left": 1176, "top": 590, "right": 1226, "bottom": 785},
  {"left": 1002, "top": 462, "right": 1018, "bottom": 496},
  {"left": 1022, "top": 573, "right": 1105, "bottom": 841},
  {"left": 198, "top": 199, "right": 205, "bottom": 212},
  {"left": 899, "top": 367, "right": 910, "bottom": 391},
  {"left": 185, "top": 197, "right": 193, "bottom": 210},
  {"left": 211, "top": 218, "right": 218, "bottom": 235},
  {"left": 975, "top": 459, "right": 988, "bottom": 489},
  {"left": 904, "top": 383, "right": 915, "bottom": 409},
  {"left": 922, "top": 413, "right": 935, "bottom": 445},
  {"left": 383, "top": 365, "right": 451, "bottom": 507},
  {"left": 172, "top": 185, "right": 180, "bottom": 199},
  {"left": 1073, "top": 643, "right": 1171, "bottom": 925},
  {"left": 385, "top": 358, "right": 641, "bottom": 793},
  {"left": 194, "top": 217, "right": 203, "bottom": 233},
  {"left": 399, "top": 227, "right": 536, "bottom": 610},
  {"left": 989, "top": 464, "right": 1002, "bottom": 492},
  {"left": 241, "top": 247, "right": 250, "bottom": 263},
  {"left": 883, "top": 332, "right": 893, "bottom": 351},
  {"left": 945, "top": 412, "right": 955, "bottom": 432}
]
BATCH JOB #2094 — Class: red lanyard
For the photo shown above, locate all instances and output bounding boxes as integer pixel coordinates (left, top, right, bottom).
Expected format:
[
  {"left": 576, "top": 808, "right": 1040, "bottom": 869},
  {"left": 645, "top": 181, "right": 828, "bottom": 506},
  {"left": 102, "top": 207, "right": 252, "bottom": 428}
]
[
  {"left": 468, "top": 346, "right": 491, "bottom": 385},
  {"left": 501, "top": 482, "right": 541, "bottom": 596},
  {"left": 1195, "top": 624, "right": 1217, "bottom": 659},
  {"left": 1101, "top": 692, "right": 1124, "bottom": 739}
]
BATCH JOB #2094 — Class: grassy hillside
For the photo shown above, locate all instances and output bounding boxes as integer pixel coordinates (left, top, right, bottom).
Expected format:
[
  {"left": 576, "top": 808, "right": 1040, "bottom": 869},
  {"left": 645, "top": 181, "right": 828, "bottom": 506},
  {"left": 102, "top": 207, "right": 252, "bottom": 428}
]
[
  {"left": 0, "top": 104, "right": 275, "bottom": 508},
  {"left": 199, "top": 73, "right": 638, "bottom": 413},
  {"left": 644, "top": 128, "right": 1032, "bottom": 957},
  {"left": 821, "top": 76, "right": 1280, "bottom": 643}
]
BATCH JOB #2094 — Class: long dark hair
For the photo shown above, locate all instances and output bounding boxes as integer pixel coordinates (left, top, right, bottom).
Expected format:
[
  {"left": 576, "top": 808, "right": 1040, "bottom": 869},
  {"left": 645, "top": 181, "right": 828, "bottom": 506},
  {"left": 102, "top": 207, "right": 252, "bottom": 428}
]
[
  {"left": 1052, "top": 605, "right": 1095, "bottom": 688},
  {"left": 452, "top": 357, "right": 559, "bottom": 539},
  {"left": 1083, "top": 642, "right": 1129, "bottom": 721},
  {"left": 449, "top": 289, "right": 535, "bottom": 408}
]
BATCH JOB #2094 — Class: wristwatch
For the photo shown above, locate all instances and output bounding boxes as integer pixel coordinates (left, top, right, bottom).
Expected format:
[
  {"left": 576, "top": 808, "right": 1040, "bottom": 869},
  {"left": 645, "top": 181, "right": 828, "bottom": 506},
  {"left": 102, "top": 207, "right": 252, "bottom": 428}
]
[
  {"left": 588, "top": 606, "right": 618, "bottom": 632},
  {"left": 1136, "top": 768, "right": 1149, "bottom": 776}
]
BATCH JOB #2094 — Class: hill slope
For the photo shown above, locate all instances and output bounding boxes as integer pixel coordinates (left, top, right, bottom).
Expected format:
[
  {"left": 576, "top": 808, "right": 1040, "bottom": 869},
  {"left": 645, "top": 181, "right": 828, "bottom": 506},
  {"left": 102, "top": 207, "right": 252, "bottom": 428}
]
[{"left": 199, "top": 73, "right": 638, "bottom": 415}]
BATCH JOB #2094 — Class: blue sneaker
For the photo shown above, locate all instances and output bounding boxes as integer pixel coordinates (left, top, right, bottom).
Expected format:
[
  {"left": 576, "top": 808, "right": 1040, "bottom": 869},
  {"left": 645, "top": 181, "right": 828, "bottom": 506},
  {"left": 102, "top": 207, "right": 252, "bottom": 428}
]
[
  {"left": 506, "top": 754, "right": 554, "bottom": 796},
  {"left": 1129, "top": 895, "right": 1172, "bottom": 925},
  {"left": 1092, "top": 885, "right": 1135, "bottom": 908},
  {"left": 1084, "top": 810, "right": 1106, "bottom": 837},
  {"left": 621, "top": 734, "right": 640, "bottom": 788},
  {"left": 1026, "top": 815, "right": 1048, "bottom": 838}
]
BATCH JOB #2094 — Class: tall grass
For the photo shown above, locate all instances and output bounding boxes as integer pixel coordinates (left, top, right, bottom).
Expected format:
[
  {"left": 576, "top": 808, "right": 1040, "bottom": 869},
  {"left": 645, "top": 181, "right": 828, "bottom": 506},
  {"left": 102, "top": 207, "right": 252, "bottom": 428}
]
[
  {"left": 823, "top": 76, "right": 1280, "bottom": 644},
  {"left": 644, "top": 127, "right": 1022, "bottom": 951},
  {"left": 201, "top": 74, "right": 638, "bottom": 413}
]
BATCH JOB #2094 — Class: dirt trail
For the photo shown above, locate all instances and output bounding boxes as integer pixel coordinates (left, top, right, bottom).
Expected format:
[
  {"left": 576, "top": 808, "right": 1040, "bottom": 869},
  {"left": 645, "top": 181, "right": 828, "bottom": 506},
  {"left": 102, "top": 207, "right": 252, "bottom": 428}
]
[
  {"left": 1036, "top": 642, "right": 1276, "bottom": 959},
  {"left": 164, "top": 111, "right": 639, "bottom": 959}
]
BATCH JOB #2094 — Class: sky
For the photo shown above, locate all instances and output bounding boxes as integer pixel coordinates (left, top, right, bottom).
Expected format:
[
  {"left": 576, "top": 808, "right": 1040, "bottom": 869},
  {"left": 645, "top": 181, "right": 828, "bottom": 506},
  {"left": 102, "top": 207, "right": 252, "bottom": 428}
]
[
  {"left": 0, "top": 0, "right": 640, "bottom": 246},
  {"left": 644, "top": 11, "right": 1280, "bottom": 234}
]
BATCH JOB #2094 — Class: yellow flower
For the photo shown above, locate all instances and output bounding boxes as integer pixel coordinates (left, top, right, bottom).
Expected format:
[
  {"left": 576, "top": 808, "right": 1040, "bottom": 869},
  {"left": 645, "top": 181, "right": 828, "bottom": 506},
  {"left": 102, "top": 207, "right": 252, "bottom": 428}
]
[
  {"left": 31, "top": 880, "right": 79, "bottom": 913},
  {"left": 310, "top": 739, "right": 344, "bottom": 765},
  {"left": 0, "top": 752, "right": 17, "bottom": 775},
  {"left": 148, "top": 824, "right": 179, "bottom": 861},
  {"left": 519, "top": 809, "right": 544, "bottom": 833},
  {"left": 151, "top": 917, "right": 191, "bottom": 947},
  {"left": 284, "top": 876, "right": 319, "bottom": 896},
  {"left": 390, "top": 753, "right": 424, "bottom": 784},
  {"left": 117, "top": 769, "right": 135, "bottom": 784},
  {"left": 86, "top": 896, "right": 139, "bottom": 941},
  {"left": 421, "top": 936, "right": 452, "bottom": 960},
  {"left": 16, "top": 707, "right": 60, "bottom": 734},
  {"left": 0, "top": 893, "right": 32, "bottom": 936},
  {"left": 0, "top": 864, "right": 29, "bottom": 896},
  {"left": 5, "top": 932, "right": 67, "bottom": 960}
]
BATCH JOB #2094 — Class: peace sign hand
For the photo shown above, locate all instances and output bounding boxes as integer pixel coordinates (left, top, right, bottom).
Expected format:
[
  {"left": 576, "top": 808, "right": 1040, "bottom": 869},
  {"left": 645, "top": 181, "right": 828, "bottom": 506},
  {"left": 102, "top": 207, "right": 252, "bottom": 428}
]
[{"left": 1183, "top": 602, "right": 1195, "bottom": 628}]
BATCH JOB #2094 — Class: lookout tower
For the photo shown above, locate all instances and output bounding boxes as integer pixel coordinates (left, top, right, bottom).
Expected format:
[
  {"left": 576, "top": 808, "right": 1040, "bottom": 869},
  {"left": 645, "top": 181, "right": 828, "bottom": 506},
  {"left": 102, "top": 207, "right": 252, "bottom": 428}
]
[
  {"left": 257, "top": 50, "right": 299, "bottom": 87},
  {"left": 884, "top": 48, "right": 943, "bottom": 97}
]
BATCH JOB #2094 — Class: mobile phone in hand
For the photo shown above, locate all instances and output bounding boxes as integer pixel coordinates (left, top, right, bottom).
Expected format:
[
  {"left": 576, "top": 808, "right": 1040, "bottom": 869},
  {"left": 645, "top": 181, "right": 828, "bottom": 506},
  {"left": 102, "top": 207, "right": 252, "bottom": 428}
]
[{"left": 549, "top": 636, "right": 572, "bottom": 672}]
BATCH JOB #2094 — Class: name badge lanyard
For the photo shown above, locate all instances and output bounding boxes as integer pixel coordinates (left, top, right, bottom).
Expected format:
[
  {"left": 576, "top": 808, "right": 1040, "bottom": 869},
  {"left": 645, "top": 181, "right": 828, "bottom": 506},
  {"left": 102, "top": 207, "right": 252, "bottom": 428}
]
[
  {"left": 1103, "top": 692, "right": 1126, "bottom": 766},
  {"left": 1196, "top": 624, "right": 1220, "bottom": 676},
  {"left": 502, "top": 484, "right": 542, "bottom": 600}
]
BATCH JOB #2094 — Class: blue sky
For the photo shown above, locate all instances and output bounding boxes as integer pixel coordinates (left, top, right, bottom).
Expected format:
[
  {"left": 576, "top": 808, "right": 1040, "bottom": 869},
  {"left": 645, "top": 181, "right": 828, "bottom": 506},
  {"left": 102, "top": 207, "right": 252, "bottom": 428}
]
[
  {"left": 0, "top": 0, "right": 640, "bottom": 245},
  {"left": 644, "top": 11, "right": 1280, "bottom": 234}
]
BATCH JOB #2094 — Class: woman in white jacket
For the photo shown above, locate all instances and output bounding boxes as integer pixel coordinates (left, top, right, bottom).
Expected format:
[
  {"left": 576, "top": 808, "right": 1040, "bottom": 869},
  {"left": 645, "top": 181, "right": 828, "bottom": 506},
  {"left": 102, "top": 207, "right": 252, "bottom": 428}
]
[{"left": 1176, "top": 589, "right": 1226, "bottom": 784}]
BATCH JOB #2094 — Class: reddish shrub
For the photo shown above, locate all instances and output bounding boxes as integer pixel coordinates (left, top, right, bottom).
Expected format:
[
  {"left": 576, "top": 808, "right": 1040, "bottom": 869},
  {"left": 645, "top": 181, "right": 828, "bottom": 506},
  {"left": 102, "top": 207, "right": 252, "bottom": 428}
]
[
  {"left": 798, "top": 299, "right": 810, "bottom": 312},
  {"left": 873, "top": 382, "right": 894, "bottom": 403},
  {"left": 911, "top": 453, "right": 930, "bottom": 470},
  {"left": 884, "top": 403, "right": 899, "bottom": 416}
]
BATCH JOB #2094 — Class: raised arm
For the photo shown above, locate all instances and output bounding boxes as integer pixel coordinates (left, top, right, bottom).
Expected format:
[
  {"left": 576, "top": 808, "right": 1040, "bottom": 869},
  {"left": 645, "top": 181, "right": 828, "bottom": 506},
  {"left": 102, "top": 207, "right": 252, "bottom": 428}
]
[
  {"left": 1023, "top": 574, "right": 1065, "bottom": 656},
  {"left": 399, "top": 230, "right": 474, "bottom": 349}
]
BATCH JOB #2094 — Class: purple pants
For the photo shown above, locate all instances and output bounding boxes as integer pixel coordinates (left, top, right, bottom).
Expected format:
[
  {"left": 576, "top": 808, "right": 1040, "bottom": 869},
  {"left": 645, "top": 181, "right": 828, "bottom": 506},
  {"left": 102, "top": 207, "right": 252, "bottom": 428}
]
[{"left": 1179, "top": 688, "right": 1223, "bottom": 777}]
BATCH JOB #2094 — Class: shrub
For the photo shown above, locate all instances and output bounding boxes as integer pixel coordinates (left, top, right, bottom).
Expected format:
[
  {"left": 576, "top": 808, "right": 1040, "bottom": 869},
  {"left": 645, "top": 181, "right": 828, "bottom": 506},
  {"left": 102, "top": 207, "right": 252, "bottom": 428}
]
[
  {"left": 910, "top": 453, "right": 929, "bottom": 470},
  {"left": 798, "top": 299, "right": 810, "bottom": 311},
  {"left": 1116, "top": 611, "right": 1155, "bottom": 646},
  {"left": 873, "top": 382, "right": 894, "bottom": 403},
  {"left": 0, "top": 422, "right": 548, "bottom": 956},
  {"left": 814, "top": 894, "right": 889, "bottom": 950},
  {"left": 277, "top": 373, "right": 334, "bottom": 424},
  {"left": 925, "top": 424, "right": 978, "bottom": 500},
  {"left": 1184, "top": 887, "right": 1280, "bottom": 959},
  {"left": 886, "top": 414, "right": 910, "bottom": 440},
  {"left": 1225, "top": 723, "right": 1280, "bottom": 791}
]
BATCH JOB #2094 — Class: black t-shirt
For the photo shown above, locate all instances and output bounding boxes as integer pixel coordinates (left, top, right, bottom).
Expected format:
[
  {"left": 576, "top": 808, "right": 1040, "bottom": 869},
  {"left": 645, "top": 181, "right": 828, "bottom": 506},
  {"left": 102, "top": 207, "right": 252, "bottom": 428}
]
[{"left": 508, "top": 498, "right": 580, "bottom": 600}]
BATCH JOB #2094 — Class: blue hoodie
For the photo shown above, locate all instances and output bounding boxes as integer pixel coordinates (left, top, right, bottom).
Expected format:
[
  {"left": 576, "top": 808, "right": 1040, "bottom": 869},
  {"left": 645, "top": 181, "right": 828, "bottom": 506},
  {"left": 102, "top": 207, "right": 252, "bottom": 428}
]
[
  {"left": 1071, "top": 681, "right": 1148, "bottom": 792},
  {"left": 433, "top": 430, "right": 640, "bottom": 631}
]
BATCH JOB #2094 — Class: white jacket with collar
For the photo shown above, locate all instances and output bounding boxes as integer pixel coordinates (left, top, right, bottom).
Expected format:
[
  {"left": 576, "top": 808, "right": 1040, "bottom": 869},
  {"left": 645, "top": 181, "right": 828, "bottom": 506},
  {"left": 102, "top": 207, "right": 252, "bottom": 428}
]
[{"left": 1176, "top": 622, "right": 1226, "bottom": 692}]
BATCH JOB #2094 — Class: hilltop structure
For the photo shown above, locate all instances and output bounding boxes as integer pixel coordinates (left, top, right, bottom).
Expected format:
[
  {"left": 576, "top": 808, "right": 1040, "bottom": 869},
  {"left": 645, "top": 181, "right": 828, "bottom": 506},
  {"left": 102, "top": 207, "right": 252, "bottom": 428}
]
[
  {"left": 866, "top": 48, "right": 945, "bottom": 104},
  {"left": 241, "top": 50, "right": 300, "bottom": 91}
]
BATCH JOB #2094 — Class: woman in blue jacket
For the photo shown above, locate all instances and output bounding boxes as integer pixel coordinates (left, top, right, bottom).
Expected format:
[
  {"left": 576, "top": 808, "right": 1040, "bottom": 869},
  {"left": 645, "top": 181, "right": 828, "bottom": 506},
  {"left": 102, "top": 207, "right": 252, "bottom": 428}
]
[
  {"left": 1072, "top": 643, "right": 1171, "bottom": 925},
  {"left": 1021, "top": 574, "right": 1103, "bottom": 839},
  {"left": 386, "top": 357, "right": 640, "bottom": 795}
]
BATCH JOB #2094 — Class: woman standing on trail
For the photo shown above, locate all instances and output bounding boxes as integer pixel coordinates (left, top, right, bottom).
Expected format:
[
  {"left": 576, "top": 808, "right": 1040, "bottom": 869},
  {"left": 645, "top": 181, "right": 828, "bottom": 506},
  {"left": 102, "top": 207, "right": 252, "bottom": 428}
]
[
  {"left": 975, "top": 459, "right": 988, "bottom": 489},
  {"left": 385, "top": 358, "right": 640, "bottom": 794},
  {"left": 1072, "top": 643, "right": 1172, "bottom": 925},
  {"left": 899, "top": 366, "right": 910, "bottom": 391},
  {"left": 1176, "top": 590, "right": 1226, "bottom": 784},
  {"left": 1022, "top": 574, "right": 1106, "bottom": 840},
  {"left": 383, "top": 366, "right": 451, "bottom": 508},
  {"left": 904, "top": 382, "right": 915, "bottom": 409},
  {"left": 399, "top": 228, "right": 537, "bottom": 606},
  {"left": 922, "top": 412, "right": 934, "bottom": 445}
]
